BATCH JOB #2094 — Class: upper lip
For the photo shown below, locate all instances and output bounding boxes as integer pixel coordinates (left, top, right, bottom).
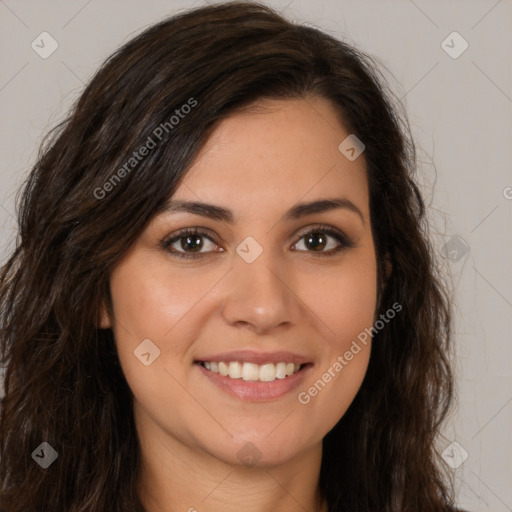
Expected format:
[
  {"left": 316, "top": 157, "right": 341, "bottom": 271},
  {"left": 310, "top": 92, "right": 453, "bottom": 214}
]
[{"left": 195, "top": 350, "right": 312, "bottom": 366}]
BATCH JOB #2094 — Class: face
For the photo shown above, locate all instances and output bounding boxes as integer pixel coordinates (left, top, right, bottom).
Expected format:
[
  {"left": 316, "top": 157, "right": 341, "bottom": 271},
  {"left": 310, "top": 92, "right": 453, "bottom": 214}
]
[{"left": 101, "top": 96, "right": 378, "bottom": 468}]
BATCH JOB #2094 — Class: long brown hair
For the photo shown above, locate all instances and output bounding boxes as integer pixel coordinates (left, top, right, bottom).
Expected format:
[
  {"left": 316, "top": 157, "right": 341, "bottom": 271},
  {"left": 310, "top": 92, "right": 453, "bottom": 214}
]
[{"left": 0, "top": 2, "right": 457, "bottom": 510}]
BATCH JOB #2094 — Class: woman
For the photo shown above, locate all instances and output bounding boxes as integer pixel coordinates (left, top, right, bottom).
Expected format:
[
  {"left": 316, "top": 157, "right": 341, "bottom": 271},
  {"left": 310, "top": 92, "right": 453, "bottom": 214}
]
[{"left": 0, "top": 1, "right": 463, "bottom": 510}]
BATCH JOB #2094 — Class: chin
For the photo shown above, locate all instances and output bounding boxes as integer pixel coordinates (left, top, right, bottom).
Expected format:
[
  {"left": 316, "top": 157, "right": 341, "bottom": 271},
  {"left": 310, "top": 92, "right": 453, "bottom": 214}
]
[{"left": 201, "top": 431, "right": 316, "bottom": 469}]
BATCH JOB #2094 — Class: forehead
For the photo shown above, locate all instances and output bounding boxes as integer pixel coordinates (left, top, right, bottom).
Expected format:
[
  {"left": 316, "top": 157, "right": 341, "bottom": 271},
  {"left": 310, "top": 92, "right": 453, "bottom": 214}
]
[{"left": 170, "top": 96, "right": 369, "bottom": 221}]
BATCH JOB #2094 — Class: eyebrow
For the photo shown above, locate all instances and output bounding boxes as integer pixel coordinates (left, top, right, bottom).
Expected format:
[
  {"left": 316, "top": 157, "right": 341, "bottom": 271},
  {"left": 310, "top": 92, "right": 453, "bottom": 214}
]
[{"left": 160, "top": 197, "right": 365, "bottom": 225}]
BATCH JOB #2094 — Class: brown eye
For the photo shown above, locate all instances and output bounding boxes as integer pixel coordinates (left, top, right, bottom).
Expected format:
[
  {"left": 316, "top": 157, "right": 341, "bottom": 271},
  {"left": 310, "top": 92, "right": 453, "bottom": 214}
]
[
  {"left": 160, "top": 228, "right": 221, "bottom": 260},
  {"left": 177, "top": 234, "right": 204, "bottom": 253},
  {"left": 160, "top": 224, "right": 354, "bottom": 261},
  {"left": 292, "top": 225, "right": 354, "bottom": 256},
  {"left": 303, "top": 232, "right": 329, "bottom": 251}
]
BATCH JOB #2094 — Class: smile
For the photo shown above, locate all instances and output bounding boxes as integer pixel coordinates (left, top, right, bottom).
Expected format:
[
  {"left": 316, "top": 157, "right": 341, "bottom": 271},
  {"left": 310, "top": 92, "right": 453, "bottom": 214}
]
[
  {"left": 200, "top": 361, "right": 303, "bottom": 382},
  {"left": 195, "top": 361, "right": 312, "bottom": 401}
]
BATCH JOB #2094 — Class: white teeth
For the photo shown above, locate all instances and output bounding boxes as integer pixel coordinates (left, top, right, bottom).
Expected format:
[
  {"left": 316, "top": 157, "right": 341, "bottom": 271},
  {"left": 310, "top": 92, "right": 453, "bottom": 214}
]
[
  {"left": 259, "top": 363, "right": 276, "bottom": 382},
  {"left": 201, "top": 361, "right": 303, "bottom": 382},
  {"left": 218, "top": 362, "right": 228, "bottom": 376},
  {"left": 228, "top": 361, "right": 242, "bottom": 379},
  {"left": 242, "top": 363, "right": 259, "bottom": 381},
  {"left": 275, "top": 362, "right": 287, "bottom": 379}
]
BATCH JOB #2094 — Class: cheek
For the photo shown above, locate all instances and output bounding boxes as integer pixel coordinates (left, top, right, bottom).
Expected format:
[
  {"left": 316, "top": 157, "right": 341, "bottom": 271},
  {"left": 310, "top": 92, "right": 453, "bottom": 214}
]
[
  {"left": 106, "top": 259, "right": 191, "bottom": 385},
  {"left": 307, "top": 248, "right": 378, "bottom": 344},
  {"left": 107, "top": 255, "right": 229, "bottom": 400},
  {"left": 294, "top": 251, "right": 376, "bottom": 432},
  {"left": 108, "top": 256, "right": 209, "bottom": 342},
  {"left": 107, "top": 259, "right": 202, "bottom": 429}
]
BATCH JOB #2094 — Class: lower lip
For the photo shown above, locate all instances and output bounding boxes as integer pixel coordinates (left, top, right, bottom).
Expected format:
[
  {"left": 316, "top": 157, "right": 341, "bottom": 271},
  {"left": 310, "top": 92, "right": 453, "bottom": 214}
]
[{"left": 196, "top": 363, "right": 312, "bottom": 401}]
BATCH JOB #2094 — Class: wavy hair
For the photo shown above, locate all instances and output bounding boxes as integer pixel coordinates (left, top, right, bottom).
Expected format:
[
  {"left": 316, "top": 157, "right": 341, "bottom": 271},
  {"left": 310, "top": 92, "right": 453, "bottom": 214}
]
[{"left": 0, "top": 2, "right": 457, "bottom": 510}]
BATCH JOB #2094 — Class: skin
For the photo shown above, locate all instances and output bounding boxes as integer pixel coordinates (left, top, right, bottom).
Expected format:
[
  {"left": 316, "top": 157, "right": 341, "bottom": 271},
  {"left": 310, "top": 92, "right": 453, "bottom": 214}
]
[{"left": 100, "top": 95, "right": 378, "bottom": 512}]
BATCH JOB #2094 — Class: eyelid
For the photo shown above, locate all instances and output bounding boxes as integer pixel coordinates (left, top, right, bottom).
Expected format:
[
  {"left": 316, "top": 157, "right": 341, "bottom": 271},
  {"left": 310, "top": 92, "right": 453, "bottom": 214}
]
[{"left": 294, "top": 224, "right": 348, "bottom": 241}]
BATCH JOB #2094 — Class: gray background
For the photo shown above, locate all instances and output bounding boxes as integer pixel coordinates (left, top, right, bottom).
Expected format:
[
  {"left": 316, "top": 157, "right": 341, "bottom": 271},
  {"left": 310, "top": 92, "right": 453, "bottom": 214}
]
[{"left": 1, "top": 0, "right": 511, "bottom": 510}]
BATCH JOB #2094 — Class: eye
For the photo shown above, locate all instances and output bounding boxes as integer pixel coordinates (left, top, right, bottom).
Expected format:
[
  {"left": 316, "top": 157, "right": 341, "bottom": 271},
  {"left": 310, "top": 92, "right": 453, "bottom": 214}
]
[
  {"left": 160, "top": 227, "right": 221, "bottom": 260},
  {"left": 291, "top": 224, "right": 354, "bottom": 256},
  {"left": 160, "top": 224, "right": 354, "bottom": 260}
]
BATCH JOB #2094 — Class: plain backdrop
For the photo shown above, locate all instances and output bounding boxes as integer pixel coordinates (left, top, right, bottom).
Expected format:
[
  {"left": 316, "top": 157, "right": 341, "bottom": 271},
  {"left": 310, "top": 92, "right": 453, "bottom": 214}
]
[{"left": 0, "top": 1, "right": 511, "bottom": 510}]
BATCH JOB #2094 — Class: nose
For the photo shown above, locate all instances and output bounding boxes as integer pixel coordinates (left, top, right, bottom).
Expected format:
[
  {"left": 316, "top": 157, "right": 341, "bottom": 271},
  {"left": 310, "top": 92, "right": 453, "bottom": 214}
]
[{"left": 220, "top": 249, "right": 302, "bottom": 335}]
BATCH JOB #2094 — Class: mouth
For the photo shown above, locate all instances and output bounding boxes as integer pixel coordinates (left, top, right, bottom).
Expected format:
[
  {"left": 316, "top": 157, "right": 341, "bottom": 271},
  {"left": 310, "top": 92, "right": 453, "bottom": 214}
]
[
  {"left": 194, "top": 351, "right": 313, "bottom": 401},
  {"left": 197, "top": 360, "right": 309, "bottom": 382}
]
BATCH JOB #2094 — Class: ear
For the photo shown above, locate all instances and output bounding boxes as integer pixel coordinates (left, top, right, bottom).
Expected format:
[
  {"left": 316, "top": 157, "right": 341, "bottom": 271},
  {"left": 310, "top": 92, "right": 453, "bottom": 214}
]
[{"left": 98, "top": 300, "right": 112, "bottom": 329}]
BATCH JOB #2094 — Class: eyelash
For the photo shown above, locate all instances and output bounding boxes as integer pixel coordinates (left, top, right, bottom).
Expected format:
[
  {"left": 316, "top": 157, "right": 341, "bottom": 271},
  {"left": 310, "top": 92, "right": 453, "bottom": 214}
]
[{"left": 159, "top": 224, "right": 354, "bottom": 260}]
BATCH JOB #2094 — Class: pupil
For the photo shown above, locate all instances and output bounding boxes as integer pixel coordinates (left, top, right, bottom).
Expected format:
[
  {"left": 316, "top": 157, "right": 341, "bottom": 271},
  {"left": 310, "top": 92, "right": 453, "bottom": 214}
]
[
  {"left": 183, "top": 235, "right": 202, "bottom": 252},
  {"left": 307, "top": 232, "right": 326, "bottom": 251}
]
